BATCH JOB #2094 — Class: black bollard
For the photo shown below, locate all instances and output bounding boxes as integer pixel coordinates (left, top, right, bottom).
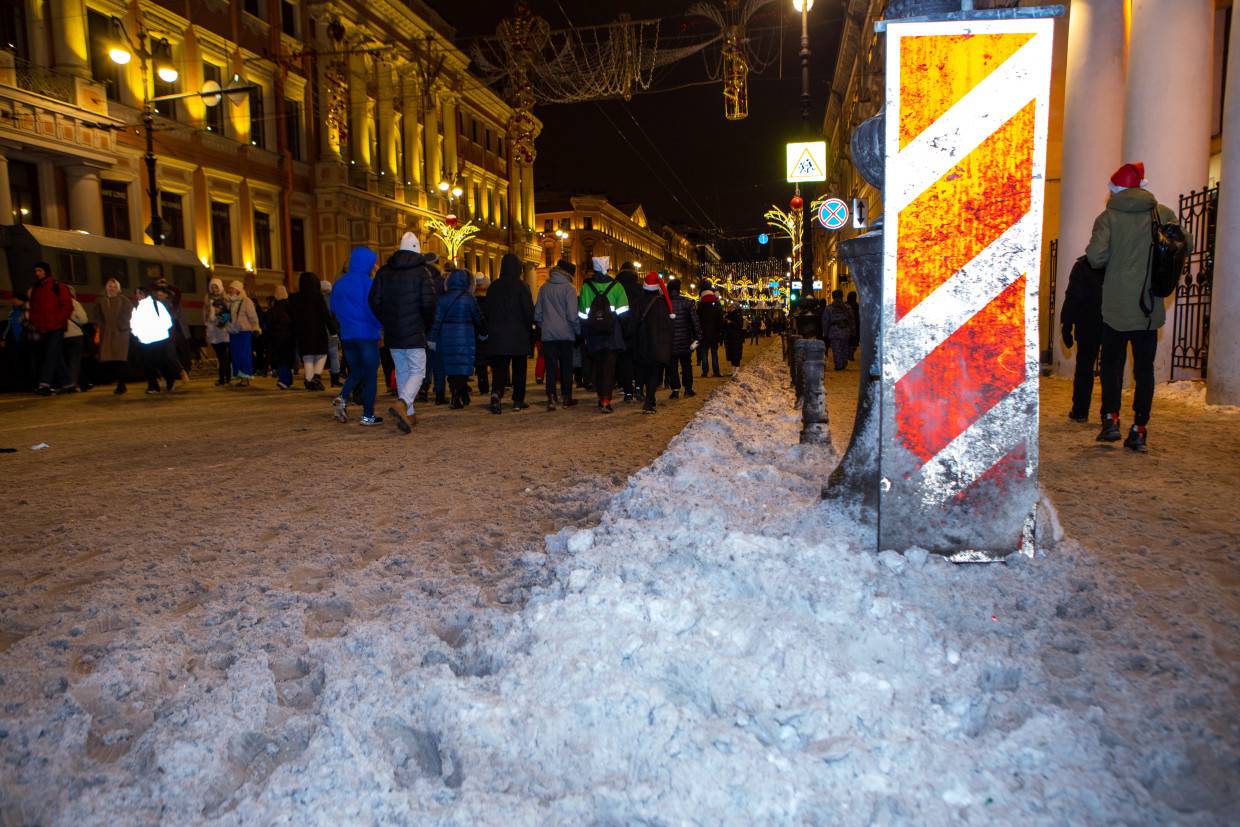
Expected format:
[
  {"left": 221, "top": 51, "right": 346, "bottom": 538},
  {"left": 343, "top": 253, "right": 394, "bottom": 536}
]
[{"left": 797, "top": 338, "right": 830, "bottom": 446}]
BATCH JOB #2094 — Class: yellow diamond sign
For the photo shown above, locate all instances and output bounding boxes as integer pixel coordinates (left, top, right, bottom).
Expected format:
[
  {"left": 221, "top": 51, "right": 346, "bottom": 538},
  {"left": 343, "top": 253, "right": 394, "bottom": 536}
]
[{"left": 786, "top": 141, "right": 827, "bottom": 183}]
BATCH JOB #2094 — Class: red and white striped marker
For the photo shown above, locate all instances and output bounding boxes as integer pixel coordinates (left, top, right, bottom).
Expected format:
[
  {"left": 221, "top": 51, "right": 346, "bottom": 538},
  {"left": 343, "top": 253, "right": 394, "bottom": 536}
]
[{"left": 880, "top": 18, "right": 1054, "bottom": 558}]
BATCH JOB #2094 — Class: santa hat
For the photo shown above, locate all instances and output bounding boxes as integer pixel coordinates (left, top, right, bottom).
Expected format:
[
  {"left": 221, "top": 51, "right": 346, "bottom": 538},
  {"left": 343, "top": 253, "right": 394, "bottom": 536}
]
[
  {"left": 1109, "top": 162, "right": 1148, "bottom": 194},
  {"left": 399, "top": 231, "right": 421, "bottom": 253},
  {"left": 643, "top": 271, "right": 674, "bottom": 316}
]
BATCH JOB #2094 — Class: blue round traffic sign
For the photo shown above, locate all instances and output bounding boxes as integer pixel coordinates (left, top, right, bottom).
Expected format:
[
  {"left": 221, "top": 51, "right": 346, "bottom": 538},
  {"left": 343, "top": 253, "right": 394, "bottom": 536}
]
[
  {"left": 818, "top": 198, "right": 849, "bottom": 230},
  {"left": 758, "top": 233, "right": 769, "bottom": 245}
]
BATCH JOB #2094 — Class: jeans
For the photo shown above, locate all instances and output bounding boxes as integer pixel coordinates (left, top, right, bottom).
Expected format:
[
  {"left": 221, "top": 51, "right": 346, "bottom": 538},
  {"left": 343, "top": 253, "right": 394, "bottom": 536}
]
[
  {"left": 339, "top": 339, "right": 380, "bottom": 417},
  {"left": 141, "top": 339, "right": 178, "bottom": 390},
  {"left": 490, "top": 355, "right": 528, "bottom": 403},
  {"left": 542, "top": 340, "right": 574, "bottom": 401},
  {"left": 698, "top": 345, "right": 720, "bottom": 376},
  {"left": 36, "top": 329, "right": 66, "bottom": 389},
  {"left": 391, "top": 347, "right": 427, "bottom": 415},
  {"left": 1070, "top": 326, "right": 1102, "bottom": 419},
  {"left": 828, "top": 335, "right": 850, "bottom": 371},
  {"left": 668, "top": 352, "right": 694, "bottom": 392},
  {"left": 212, "top": 342, "right": 232, "bottom": 384},
  {"left": 327, "top": 334, "right": 341, "bottom": 375},
  {"left": 230, "top": 331, "right": 254, "bottom": 379},
  {"left": 591, "top": 349, "right": 617, "bottom": 402},
  {"left": 1100, "top": 324, "right": 1157, "bottom": 427}
]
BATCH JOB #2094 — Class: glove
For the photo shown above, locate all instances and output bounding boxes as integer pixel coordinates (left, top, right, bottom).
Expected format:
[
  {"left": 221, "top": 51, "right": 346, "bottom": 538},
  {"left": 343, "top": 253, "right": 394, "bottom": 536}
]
[
  {"left": 427, "top": 341, "right": 437, "bottom": 351},
  {"left": 1060, "top": 325, "right": 1073, "bottom": 349},
  {"left": 690, "top": 340, "right": 699, "bottom": 351}
]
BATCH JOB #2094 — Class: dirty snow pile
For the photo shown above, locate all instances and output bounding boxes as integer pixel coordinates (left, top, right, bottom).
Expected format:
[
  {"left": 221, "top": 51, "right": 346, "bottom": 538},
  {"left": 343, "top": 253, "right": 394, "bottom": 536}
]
[
  {"left": 1157, "top": 379, "right": 1240, "bottom": 415},
  {"left": 6, "top": 349, "right": 1235, "bottom": 825}
]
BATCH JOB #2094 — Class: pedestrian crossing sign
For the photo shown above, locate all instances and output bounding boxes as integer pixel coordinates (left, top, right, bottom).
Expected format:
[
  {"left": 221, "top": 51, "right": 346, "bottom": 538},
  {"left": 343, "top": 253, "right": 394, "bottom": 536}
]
[{"left": 786, "top": 141, "right": 827, "bottom": 183}]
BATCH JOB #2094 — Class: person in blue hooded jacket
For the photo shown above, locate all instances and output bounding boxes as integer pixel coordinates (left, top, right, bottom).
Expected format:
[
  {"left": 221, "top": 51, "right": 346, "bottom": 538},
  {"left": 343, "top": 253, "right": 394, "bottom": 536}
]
[
  {"left": 429, "top": 268, "right": 485, "bottom": 409},
  {"left": 330, "top": 246, "right": 384, "bottom": 426}
]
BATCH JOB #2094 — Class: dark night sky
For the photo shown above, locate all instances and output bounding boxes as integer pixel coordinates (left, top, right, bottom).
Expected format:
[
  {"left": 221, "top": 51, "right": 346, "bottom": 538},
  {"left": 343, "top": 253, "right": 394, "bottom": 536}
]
[{"left": 422, "top": 0, "right": 842, "bottom": 258}]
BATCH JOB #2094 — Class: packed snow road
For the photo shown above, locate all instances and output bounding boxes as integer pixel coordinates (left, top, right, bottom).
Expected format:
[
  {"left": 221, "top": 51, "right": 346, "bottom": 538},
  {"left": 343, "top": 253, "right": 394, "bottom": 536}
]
[{"left": 1, "top": 343, "right": 1236, "bottom": 825}]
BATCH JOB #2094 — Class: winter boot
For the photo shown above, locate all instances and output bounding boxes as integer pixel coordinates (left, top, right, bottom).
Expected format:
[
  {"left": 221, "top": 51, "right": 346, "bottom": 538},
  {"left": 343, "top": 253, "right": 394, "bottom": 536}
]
[
  {"left": 546, "top": 392, "right": 558, "bottom": 412},
  {"left": 330, "top": 372, "right": 342, "bottom": 388},
  {"left": 1096, "top": 413, "right": 1121, "bottom": 442},
  {"left": 1123, "top": 425, "right": 1148, "bottom": 453},
  {"left": 669, "top": 390, "right": 680, "bottom": 400},
  {"left": 388, "top": 405, "right": 413, "bottom": 434},
  {"left": 489, "top": 394, "right": 502, "bottom": 415}
]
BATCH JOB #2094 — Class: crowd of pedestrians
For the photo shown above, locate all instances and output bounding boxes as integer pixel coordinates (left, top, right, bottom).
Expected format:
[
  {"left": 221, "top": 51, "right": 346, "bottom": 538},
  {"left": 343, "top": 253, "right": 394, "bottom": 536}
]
[{"left": 2, "top": 234, "right": 777, "bottom": 436}]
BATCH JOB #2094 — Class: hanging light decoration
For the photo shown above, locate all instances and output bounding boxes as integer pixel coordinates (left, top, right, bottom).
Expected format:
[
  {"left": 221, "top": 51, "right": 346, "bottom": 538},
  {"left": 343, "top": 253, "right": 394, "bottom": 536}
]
[{"left": 722, "top": 26, "right": 748, "bottom": 121}]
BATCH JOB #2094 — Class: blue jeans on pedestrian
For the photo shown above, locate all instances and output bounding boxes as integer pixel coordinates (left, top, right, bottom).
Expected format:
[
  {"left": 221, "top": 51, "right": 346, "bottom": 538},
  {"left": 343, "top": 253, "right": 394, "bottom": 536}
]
[{"left": 339, "top": 338, "right": 379, "bottom": 418}]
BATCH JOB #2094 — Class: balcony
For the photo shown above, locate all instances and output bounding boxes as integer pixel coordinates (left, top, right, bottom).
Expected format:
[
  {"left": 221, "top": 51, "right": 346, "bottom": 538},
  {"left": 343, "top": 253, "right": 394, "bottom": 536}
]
[{"left": 1, "top": 54, "right": 74, "bottom": 105}]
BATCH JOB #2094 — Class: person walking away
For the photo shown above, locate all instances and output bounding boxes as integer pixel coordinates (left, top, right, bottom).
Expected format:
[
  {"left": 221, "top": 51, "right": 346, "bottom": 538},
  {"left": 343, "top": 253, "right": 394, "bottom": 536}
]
[
  {"left": 322, "top": 279, "right": 344, "bottom": 388},
  {"left": 61, "top": 286, "right": 89, "bottom": 392},
  {"left": 330, "top": 246, "right": 383, "bottom": 426},
  {"left": 91, "top": 278, "right": 133, "bottom": 394},
  {"left": 634, "top": 272, "right": 674, "bottom": 413},
  {"left": 723, "top": 306, "right": 746, "bottom": 374},
  {"left": 204, "top": 277, "right": 231, "bottom": 386},
  {"left": 474, "top": 274, "right": 493, "bottom": 396},
  {"left": 369, "top": 231, "right": 437, "bottom": 434},
  {"left": 822, "top": 290, "right": 856, "bottom": 371},
  {"left": 266, "top": 286, "right": 295, "bottom": 389},
  {"left": 535, "top": 259, "right": 581, "bottom": 410},
  {"left": 665, "top": 278, "right": 702, "bottom": 399},
  {"left": 1, "top": 296, "right": 32, "bottom": 392},
  {"left": 612, "top": 260, "right": 641, "bottom": 401},
  {"left": 485, "top": 253, "right": 535, "bottom": 414},
  {"left": 578, "top": 259, "right": 630, "bottom": 413},
  {"left": 423, "top": 260, "right": 448, "bottom": 404},
  {"left": 289, "top": 271, "right": 332, "bottom": 390},
  {"left": 26, "top": 261, "right": 73, "bottom": 395},
  {"left": 1061, "top": 255, "right": 1106, "bottom": 422},
  {"left": 846, "top": 291, "right": 860, "bottom": 359},
  {"left": 749, "top": 314, "right": 760, "bottom": 345},
  {"left": 429, "top": 268, "right": 485, "bottom": 409},
  {"left": 697, "top": 281, "right": 723, "bottom": 378},
  {"left": 1086, "top": 162, "right": 1186, "bottom": 453},
  {"left": 224, "top": 281, "right": 260, "bottom": 387},
  {"left": 131, "top": 284, "right": 178, "bottom": 394}
]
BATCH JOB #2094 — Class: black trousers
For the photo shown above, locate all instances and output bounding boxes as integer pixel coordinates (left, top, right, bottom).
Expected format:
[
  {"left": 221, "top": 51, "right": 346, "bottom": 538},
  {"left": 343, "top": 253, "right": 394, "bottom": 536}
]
[
  {"left": 828, "top": 335, "right": 850, "bottom": 371},
  {"left": 475, "top": 357, "right": 492, "bottom": 394},
  {"left": 640, "top": 362, "right": 663, "bottom": 409},
  {"left": 615, "top": 348, "right": 636, "bottom": 397},
  {"left": 591, "top": 349, "right": 617, "bottom": 402},
  {"left": 1070, "top": 326, "right": 1102, "bottom": 419},
  {"left": 141, "top": 340, "right": 178, "bottom": 390},
  {"left": 448, "top": 375, "right": 472, "bottom": 405},
  {"left": 104, "top": 360, "right": 128, "bottom": 389},
  {"left": 490, "top": 355, "right": 527, "bottom": 403},
  {"left": 668, "top": 352, "right": 694, "bottom": 392},
  {"left": 212, "top": 342, "right": 231, "bottom": 383},
  {"left": 542, "top": 340, "right": 574, "bottom": 401},
  {"left": 1100, "top": 324, "right": 1157, "bottom": 427}
]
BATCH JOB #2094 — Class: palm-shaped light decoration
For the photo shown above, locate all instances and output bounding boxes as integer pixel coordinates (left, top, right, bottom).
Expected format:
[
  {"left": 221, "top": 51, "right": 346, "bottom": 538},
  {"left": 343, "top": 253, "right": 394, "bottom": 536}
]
[
  {"left": 427, "top": 215, "right": 481, "bottom": 263},
  {"left": 765, "top": 197, "right": 804, "bottom": 310}
]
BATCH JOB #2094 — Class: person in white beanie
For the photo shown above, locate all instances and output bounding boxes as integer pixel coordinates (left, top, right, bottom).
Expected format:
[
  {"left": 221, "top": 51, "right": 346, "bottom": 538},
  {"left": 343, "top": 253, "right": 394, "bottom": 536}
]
[
  {"left": 204, "top": 277, "right": 231, "bottom": 386},
  {"left": 368, "top": 231, "right": 438, "bottom": 433},
  {"left": 224, "top": 280, "right": 260, "bottom": 386}
]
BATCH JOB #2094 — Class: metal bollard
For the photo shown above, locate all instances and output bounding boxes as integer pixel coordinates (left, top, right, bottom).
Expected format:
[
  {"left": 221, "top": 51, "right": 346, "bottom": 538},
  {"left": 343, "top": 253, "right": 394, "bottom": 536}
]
[
  {"left": 797, "top": 338, "right": 831, "bottom": 445},
  {"left": 791, "top": 336, "right": 807, "bottom": 398}
]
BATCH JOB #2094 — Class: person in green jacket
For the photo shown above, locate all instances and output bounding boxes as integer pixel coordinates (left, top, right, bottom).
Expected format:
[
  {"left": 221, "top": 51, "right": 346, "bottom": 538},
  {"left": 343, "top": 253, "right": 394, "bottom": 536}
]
[
  {"left": 1085, "top": 161, "right": 1186, "bottom": 453},
  {"left": 577, "top": 259, "right": 630, "bottom": 412}
]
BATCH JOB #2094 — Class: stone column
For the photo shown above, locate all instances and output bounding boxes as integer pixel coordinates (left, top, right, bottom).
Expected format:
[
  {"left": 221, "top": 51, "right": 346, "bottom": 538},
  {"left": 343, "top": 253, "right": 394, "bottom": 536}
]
[
  {"left": 402, "top": 75, "right": 422, "bottom": 190},
  {"left": 1124, "top": 0, "right": 1214, "bottom": 382},
  {"left": 64, "top": 164, "right": 104, "bottom": 235},
  {"left": 424, "top": 88, "right": 441, "bottom": 189},
  {"left": 1208, "top": 15, "right": 1240, "bottom": 405},
  {"left": 0, "top": 153, "right": 12, "bottom": 226},
  {"left": 348, "top": 51, "right": 371, "bottom": 171},
  {"left": 442, "top": 93, "right": 459, "bottom": 180},
  {"left": 50, "top": 0, "right": 89, "bottom": 78},
  {"left": 376, "top": 64, "right": 396, "bottom": 183},
  {"left": 1054, "top": 0, "right": 1125, "bottom": 378}
]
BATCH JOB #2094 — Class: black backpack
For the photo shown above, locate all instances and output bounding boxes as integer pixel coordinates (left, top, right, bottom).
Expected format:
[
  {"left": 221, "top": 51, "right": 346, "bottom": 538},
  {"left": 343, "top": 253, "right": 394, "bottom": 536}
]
[
  {"left": 585, "top": 281, "right": 618, "bottom": 337},
  {"left": 1145, "top": 207, "right": 1188, "bottom": 308}
]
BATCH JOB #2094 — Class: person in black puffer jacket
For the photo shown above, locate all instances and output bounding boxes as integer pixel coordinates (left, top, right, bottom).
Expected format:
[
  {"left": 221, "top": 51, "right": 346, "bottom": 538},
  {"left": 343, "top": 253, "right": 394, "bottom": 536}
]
[
  {"left": 665, "top": 278, "right": 702, "bottom": 399},
  {"left": 484, "top": 253, "right": 535, "bottom": 413},
  {"left": 1061, "top": 255, "right": 1106, "bottom": 423},
  {"left": 368, "top": 231, "right": 437, "bottom": 433},
  {"left": 635, "top": 271, "right": 674, "bottom": 413},
  {"left": 696, "top": 282, "right": 723, "bottom": 378},
  {"left": 614, "top": 262, "right": 642, "bottom": 401},
  {"left": 288, "top": 270, "right": 333, "bottom": 390}
]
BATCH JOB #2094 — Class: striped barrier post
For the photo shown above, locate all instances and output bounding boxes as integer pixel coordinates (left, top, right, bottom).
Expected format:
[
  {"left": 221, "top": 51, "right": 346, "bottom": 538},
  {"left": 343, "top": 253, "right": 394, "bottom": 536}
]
[{"left": 879, "top": 16, "right": 1055, "bottom": 559}]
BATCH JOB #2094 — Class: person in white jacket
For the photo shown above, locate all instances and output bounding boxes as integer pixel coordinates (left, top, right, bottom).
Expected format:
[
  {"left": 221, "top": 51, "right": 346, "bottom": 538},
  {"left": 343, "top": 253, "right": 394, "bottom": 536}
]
[
  {"left": 131, "top": 284, "right": 178, "bottom": 394},
  {"left": 60, "top": 286, "right": 90, "bottom": 392}
]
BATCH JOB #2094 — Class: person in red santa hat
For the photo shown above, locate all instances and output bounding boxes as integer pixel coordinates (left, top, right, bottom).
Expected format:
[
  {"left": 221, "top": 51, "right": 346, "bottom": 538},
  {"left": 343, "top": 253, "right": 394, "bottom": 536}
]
[
  {"left": 1084, "top": 161, "right": 1187, "bottom": 453},
  {"left": 634, "top": 271, "right": 675, "bottom": 414}
]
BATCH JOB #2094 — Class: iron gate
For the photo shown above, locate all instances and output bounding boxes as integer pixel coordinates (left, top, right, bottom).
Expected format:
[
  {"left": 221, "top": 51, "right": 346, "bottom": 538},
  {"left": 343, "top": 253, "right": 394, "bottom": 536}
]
[
  {"left": 1042, "top": 237, "right": 1058, "bottom": 367},
  {"left": 1172, "top": 185, "right": 1218, "bottom": 380}
]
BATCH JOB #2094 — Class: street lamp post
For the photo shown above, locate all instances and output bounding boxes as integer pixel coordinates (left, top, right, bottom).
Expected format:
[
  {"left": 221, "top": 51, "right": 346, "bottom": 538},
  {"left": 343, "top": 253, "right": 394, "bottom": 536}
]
[{"left": 792, "top": 0, "right": 815, "bottom": 297}]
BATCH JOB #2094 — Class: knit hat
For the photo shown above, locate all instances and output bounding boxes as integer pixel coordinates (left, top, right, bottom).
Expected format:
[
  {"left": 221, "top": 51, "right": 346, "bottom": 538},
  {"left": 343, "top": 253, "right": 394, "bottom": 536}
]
[
  {"left": 33, "top": 261, "right": 51, "bottom": 277},
  {"left": 593, "top": 256, "right": 610, "bottom": 275},
  {"left": 475, "top": 274, "right": 491, "bottom": 292},
  {"left": 556, "top": 259, "right": 576, "bottom": 276},
  {"left": 320, "top": 279, "right": 332, "bottom": 293},
  {"left": 643, "top": 271, "right": 674, "bottom": 315},
  {"left": 399, "top": 231, "right": 421, "bottom": 253},
  {"left": 209, "top": 277, "right": 224, "bottom": 293},
  {"left": 228, "top": 280, "right": 246, "bottom": 296},
  {"left": 1109, "top": 162, "right": 1147, "bottom": 193},
  {"left": 274, "top": 284, "right": 289, "bottom": 300}
]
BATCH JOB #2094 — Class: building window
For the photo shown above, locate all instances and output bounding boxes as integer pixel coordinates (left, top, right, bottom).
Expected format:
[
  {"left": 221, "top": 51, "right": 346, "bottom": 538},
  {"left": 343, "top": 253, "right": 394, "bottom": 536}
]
[
  {"left": 474, "top": 184, "right": 482, "bottom": 218},
  {"left": 584, "top": 217, "right": 594, "bottom": 231},
  {"left": 210, "top": 201, "right": 233, "bottom": 265},
  {"left": 290, "top": 216, "right": 307, "bottom": 272},
  {"left": 544, "top": 246, "right": 554, "bottom": 267},
  {"left": 203, "top": 63, "right": 224, "bottom": 134},
  {"left": 160, "top": 192, "right": 185, "bottom": 248},
  {"left": 249, "top": 87, "right": 265, "bottom": 148},
  {"left": 101, "top": 256, "right": 128, "bottom": 288},
  {"left": 59, "top": 253, "right": 88, "bottom": 285},
  {"left": 243, "top": 0, "right": 265, "bottom": 20},
  {"left": 101, "top": 180, "right": 131, "bottom": 240},
  {"left": 253, "top": 209, "right": 272, "bottom": 270},
  {"left": 1, "top": 0, "right": 30, "bottom": 61},
  {"left": 544, "top": 219, "right": 553, "bottom": 233},
  {"left": 498, "top": 137, "right": 504, "bottom": 158},
  {"left": 153, "top": 65, "right": 178, "bottom": 120},
  {"left": 560, "top": 217, "right": 571, "bottom": 232},
  {"left": 471, "top": 119, "right": 479, "bottom": 144},
  {"left": 499, "top": 196, "right": 507, "bottom": 227},
  {"left": 172, "top": 265, "right": 196, "bottom": 292},
  {"left": 485, "top": 128, "right": 491, "bottom": 152},
  {"left": 9, "top": 159, "right": 41, "bottom": 225},
  {"left": 87, "top": 9, "right": 121, "bottom": 101},
  {"left": 281, "top": 1, "right": 299, "bottom": 38},
  {"left": 285, "top": 99, "right": 303, "bottom": 161}
]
